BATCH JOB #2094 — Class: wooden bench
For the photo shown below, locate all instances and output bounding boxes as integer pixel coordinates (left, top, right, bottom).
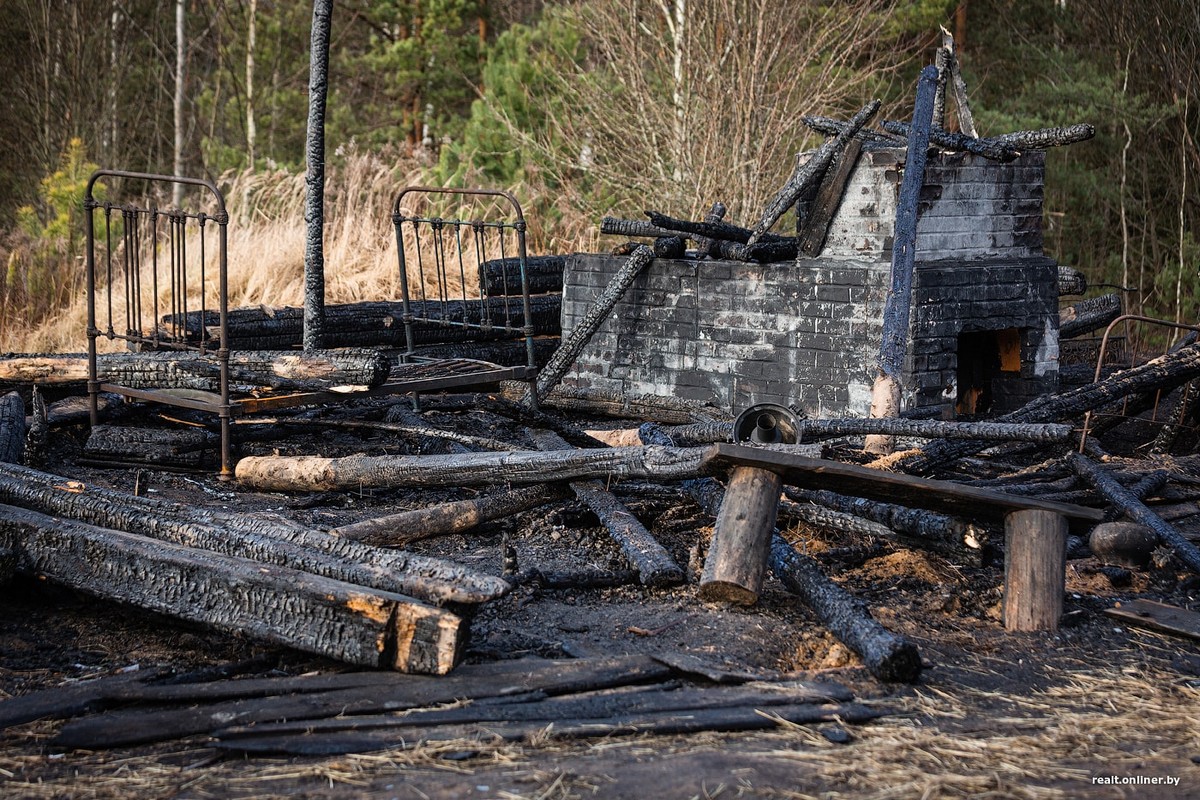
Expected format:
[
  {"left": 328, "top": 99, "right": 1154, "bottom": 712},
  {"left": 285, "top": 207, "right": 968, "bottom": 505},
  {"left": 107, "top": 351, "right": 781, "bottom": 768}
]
[{"left": 705, "top": 444, "right": 1104, "bottom": 632}]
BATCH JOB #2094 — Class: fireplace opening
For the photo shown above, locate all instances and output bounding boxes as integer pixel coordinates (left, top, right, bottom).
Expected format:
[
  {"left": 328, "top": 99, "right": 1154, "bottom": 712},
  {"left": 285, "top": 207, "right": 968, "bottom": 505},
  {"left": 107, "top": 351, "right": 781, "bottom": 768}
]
[{"left": 956, "top": 328, "right": 1022, "bottom": 415}]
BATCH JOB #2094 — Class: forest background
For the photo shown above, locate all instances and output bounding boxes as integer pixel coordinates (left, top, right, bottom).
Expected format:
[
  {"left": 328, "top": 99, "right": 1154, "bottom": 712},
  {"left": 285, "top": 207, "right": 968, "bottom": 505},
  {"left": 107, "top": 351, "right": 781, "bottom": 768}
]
[{"left": 0, "top": 0, "right": 1195, "bottom": 352}]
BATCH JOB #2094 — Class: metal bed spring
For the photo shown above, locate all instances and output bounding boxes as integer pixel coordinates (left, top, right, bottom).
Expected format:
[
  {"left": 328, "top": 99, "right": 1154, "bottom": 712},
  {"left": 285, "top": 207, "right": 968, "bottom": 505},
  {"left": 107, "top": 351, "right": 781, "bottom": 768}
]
[
  {"left": 393, "top": 186, "right": 539, "bottom": 406},
  {"left": 84, "top": 169, "right": 234, "bottom": 477}
]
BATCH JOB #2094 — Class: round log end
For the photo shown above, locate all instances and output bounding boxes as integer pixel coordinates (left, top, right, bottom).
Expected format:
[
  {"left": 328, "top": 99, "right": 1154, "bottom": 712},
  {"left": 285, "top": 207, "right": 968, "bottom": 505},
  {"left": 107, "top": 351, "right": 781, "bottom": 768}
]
[
  {"left": 1089, "top": 521, "right": 1157, "bottom": 568},
  {"left": 865, "top": 638, "right": 923, "bottom": 683},
  {"left": 698, "top": 580, "right": 759, "bottom": 606}
]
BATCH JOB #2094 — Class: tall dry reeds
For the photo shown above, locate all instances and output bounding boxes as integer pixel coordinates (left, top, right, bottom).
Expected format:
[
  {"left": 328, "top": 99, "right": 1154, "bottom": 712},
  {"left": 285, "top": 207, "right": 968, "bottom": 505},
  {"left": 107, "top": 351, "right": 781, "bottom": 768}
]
[{"left": 3, "top": 147, "right": 587, "bottom": 353}]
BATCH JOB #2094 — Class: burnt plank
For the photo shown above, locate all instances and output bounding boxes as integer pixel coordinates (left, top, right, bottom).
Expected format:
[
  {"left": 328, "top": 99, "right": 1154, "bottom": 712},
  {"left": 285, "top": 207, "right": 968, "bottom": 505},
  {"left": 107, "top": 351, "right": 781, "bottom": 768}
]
[
  {"left": 798, "top": 138, "right": 864, "bottom": 257},
  {"left": 1105, "top": 599, "right": 1200, "bottom": 642},
  {"left": 52, "top": 655, "right": 671, "bottom": 749},
  {"left": 215, "top": 679, "right": 857, "bottom": 739},
  {"left": 705, "top": 444, "right": 1103, "bottom": 532},
  {"left": 0, "top": 505, "right": 464, "bottom": 675},
  {"left": 216, "top": 702, "right": 884, "bottom": 756}
]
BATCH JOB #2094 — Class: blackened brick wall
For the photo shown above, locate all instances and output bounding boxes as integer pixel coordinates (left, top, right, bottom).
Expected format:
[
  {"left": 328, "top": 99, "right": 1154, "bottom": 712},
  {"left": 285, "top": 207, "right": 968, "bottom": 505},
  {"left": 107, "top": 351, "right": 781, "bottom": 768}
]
[{"left": 561, "top": 146, "right": 1058, "bottom": 416}]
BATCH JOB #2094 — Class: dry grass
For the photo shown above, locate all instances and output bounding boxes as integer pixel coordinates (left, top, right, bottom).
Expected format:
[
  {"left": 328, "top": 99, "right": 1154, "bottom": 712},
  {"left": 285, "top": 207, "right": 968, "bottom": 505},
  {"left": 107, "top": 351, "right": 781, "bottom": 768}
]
[
  {"left": 2, "top": 640, "right": 1195, "bottom": 800},
  {"left": 4, "top": 148, "right": 587, "bottom": 354}
]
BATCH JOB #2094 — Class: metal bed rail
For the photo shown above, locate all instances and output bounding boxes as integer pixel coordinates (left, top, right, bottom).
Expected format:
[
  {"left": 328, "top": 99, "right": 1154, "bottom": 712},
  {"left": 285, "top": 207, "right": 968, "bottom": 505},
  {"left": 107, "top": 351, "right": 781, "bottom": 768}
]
[
  {"left": 84, "top": 169, "right": 233, "bottom": 477},
  {"left": 393, "top": 186, "right": 539, "bottom": 406}
]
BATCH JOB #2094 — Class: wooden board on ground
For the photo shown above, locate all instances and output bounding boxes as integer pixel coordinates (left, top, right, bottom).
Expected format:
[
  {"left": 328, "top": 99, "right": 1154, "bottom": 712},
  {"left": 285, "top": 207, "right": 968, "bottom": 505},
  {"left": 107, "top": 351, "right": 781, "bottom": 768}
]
[{"left": 1105, "top": 599, "right": 1200, "bottom": 642}]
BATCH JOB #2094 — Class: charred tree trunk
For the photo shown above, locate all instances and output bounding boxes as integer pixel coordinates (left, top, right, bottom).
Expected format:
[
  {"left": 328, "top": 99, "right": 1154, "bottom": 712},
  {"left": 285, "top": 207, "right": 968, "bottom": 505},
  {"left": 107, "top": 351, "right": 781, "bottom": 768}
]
[
  {"left": 332, "top": 484, "right": 571, "bottom": 547},
  {"left": 1069, "top": 453, "right": 1200, "bottom": 573},
  {"left": 747, "top": 99, "right": 880, "bottom": 245},
  {"left": 1059, "top": 293, "right": 1122, "bottom": 339},
  {"left": 894, "top": 342, "right": 1200, "bottom": 475},
  {"left": 303, "top": 0, "right": 333, "bottom": 350},
  {"left": 769, "top": 534, "right": 922, "bottom": 682},
  {"left": 532, "top": 246, "right": 655, "bottom": 404},
  {"left": 0, "top": 461, "right": 509, "bottom": 606},
  {"left": 0, "top": 392, "right": 24, "bottom": 465},
  {"left": 0, "top": 505, "right": 463, "bottom": 673},
  {"left": 528, "top": 429, "right": 684, "bottom": 587},
  {"left": 707, "top": 238, "right": 800, "bottom": 263},
  {"left": 866, "top": 67, "right": 938, "bottom": 455}
]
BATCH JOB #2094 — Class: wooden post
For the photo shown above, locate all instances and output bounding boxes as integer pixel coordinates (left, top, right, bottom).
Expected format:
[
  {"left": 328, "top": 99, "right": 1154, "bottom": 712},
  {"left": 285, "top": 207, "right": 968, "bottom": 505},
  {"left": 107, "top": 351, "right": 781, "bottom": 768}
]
[
  {"left": 303, "top": 0, "right": 333, "bottom": 350},
  {"left": 1003, "top": 509, "right": 1067, "bottom": 632},
  {"left": 699, "top": 466, "right": 783, "bottom": 605},
  {"left": 865, "top": 66, "right": 938, "bottom": 455}
]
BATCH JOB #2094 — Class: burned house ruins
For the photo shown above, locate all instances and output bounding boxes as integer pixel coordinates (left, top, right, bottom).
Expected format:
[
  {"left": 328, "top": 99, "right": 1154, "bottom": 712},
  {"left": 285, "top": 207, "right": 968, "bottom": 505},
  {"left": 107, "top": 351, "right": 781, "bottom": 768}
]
[{"left": 562, "top": 148, "right": 1059, "bottom": 418}]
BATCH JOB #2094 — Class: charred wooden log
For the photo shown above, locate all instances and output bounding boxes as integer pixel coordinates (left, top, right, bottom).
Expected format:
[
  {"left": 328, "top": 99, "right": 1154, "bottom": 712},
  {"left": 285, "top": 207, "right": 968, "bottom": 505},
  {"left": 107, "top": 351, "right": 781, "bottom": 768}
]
[
  {"left": 1069, "top": 453, "right": 1200, "bottom": 573},
  {"left": 533, "top": 246, "right": 655, "bottom": 404},
  {"left": 235, "top": 444, "right": 709, "bottom": 493},
  {"left": 528, "top": 429, "right": 684, "bottom": 586},
  {"left": 991, "top": 124, "right": 1096, "bottom": 149},
  {"left": 708, "top": 238, "right": 801, "bottom": 263},
  {"left": 801, "top": 116, "right": 904, "bottom": 147},
  {"left": 0, "top": 504, "right": 464, "bottom": 673},
  {"left": 161, "top": 296, "right": 562, "bottom": 350},
  {"left": 1059, "top": 293, "right": 1122, "bottom": 339},
  {"left": 653, "top": 235, "right": 686, "bottom": 258},
  {"left": 694, "top": 202, "right": 728, "bottom": 258},
  {"left": 414, "top": 337, "right": 558, "bottom": 368},
  {"left": 482, "top": 256, "right": 566, "bottom": 296},
  {"left": 599, "top": 217, "right": 682, "bottom": 240},
  {"left": 0, "top": 392, "right": 24, "bottom": 465},
  {"left": 1103, "top": 470, "right": 1170, "bottom": 522},
  {"left": 643, "top": 211, "right": 790, "bottom": 246},
  {"left": 747, "top": 99, "right": 880, "bottom": 245},
  {"left": 332, "top": 484, "right": 571, "bottom": 547},
  {"left": 867, "top": 67, "right": 938, "bottom": 456},
  {"left": 1150, "top": 382, "right": 1196, "bottom": 456},
  {"left": 505, "top": 382, "right": 728, "bottom": 424},
  {"left": 770, "top": 534, "right": 922, "bottom": 682},
  {"left": 1058, "top": 266, "right": 1088, "bottom": 296},
  {"left": 799, "top": 139, "right": 864, "bottom": 257},
  {"left": 46, "top": 393, "right": 125, "bottom": 426},
  {"left": 0, "top": 461, "right": 510, "bottom": 606},
  {"left": 893, "top": 342, "right": 1200, "bottom": 475},
  {"left": 0, "top": 349, "right": 392, "bottom": 392},
  {"left": 881, "top": 121, "right": 1019, "bottom": 161},
  {"left": 779, "top": 499, "right": 894, "bottom": 540},
  {"left": 22, "top": 388, "right": 47, "bottom": 469},
  {"left": 83, "top": 425, "right": 216, "bottom": 469},
  {"left": 785, "top": 487, "right": 986, "bottom": 563}
]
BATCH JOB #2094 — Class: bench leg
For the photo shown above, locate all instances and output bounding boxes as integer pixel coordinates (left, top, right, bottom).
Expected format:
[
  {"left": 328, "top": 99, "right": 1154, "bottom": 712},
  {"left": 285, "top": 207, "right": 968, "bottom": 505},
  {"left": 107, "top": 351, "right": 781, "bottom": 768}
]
[{"left": 1003, "top": 509, "right": 1067, "bottom": 631}]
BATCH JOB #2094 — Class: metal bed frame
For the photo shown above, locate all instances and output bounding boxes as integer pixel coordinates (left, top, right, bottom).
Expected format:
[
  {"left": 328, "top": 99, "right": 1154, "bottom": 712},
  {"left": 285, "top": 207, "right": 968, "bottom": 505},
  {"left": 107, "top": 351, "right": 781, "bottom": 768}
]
[{"left": 84, "top": 173, "right": 539, "bottom": 478}]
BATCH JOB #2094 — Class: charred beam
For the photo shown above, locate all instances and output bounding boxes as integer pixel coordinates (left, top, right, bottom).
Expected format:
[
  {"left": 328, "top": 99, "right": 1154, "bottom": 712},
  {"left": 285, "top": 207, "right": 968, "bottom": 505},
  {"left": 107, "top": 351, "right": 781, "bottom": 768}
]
[
  {"left": 747, "top": 99, "right": 880, "bottom": 245},
  {"left": 331, "top": 484, "right": 571, "bottom": 547}
]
